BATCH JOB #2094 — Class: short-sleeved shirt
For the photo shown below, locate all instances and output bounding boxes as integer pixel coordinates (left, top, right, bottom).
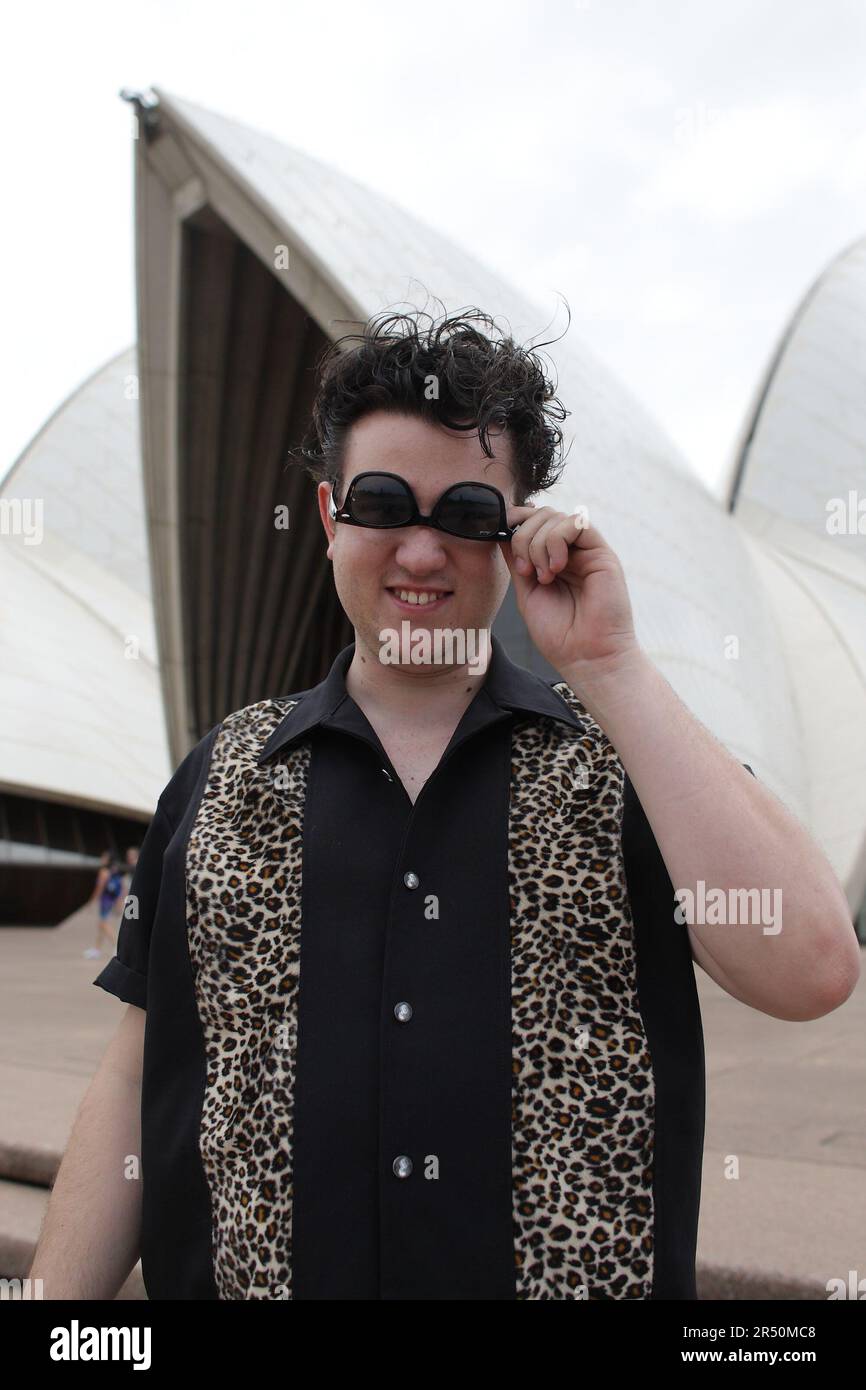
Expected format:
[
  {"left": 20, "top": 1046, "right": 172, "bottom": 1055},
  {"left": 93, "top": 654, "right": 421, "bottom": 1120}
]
[{"left": 95, "top": 634, "right": 747, "bottom": 1300}]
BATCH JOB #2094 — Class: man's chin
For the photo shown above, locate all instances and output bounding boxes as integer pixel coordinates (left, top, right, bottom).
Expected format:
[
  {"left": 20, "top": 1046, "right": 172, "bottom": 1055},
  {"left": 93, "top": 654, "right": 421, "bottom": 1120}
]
[{"left": 371, "top": 619, "right": 493, "bottom": 676}]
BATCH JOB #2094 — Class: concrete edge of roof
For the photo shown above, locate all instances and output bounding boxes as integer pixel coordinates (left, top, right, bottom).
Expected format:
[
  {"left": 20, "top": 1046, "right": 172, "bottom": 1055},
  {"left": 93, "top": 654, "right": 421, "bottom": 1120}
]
[{"left": 150, "top": 85, "right": 370, "bottom": 332}]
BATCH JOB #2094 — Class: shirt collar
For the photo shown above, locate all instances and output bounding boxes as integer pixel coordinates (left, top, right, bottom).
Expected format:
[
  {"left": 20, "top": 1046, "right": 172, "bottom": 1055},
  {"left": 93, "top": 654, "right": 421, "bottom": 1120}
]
[{"left": 256, "top": 631, "right": 586, "bottom": 767}]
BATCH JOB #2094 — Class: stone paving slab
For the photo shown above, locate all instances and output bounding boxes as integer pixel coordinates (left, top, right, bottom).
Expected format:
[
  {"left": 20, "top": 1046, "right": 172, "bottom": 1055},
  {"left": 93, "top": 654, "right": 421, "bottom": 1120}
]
[{"left": 696, "top": 957, "right": 865, "bottom": 1299}]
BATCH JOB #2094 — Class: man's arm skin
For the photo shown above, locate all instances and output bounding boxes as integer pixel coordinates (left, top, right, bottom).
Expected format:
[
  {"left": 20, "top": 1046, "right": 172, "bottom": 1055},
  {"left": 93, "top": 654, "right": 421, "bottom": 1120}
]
[
  {"left": 28, "top": 1003, "right": 145, "bottom": 1299},
  {"left": 561, "top": 647, "right": 861, "bottom": 1022}
]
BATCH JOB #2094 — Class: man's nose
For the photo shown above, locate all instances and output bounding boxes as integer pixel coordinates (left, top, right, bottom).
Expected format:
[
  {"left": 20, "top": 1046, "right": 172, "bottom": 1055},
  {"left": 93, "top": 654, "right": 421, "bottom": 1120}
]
[{"left": 392, "top": 525, "right": 450, "bottom": 570}]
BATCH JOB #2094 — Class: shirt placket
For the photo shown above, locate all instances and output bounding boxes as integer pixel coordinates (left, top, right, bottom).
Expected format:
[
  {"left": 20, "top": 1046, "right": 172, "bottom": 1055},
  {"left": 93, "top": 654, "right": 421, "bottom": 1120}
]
[{"left": 365, "top": 714, "right": 516, "bottom": 1300}]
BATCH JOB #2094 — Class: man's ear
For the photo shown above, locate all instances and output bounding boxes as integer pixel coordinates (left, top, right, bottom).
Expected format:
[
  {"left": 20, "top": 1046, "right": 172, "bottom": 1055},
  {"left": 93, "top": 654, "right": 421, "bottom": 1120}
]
[{"left": 317, "top": 480, "right": 336, "bottom": 559}]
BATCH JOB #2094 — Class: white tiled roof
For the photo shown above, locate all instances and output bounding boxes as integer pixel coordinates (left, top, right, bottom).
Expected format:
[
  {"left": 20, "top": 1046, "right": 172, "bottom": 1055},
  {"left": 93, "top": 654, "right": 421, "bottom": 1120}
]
[
  {"left": 729, "top": 235, "right": 866, "bottom": 905},
  {"left": 732, "top": 235, "right": 866, "bottom": 563},
  {"left": 0, "top": 349, "right": 170, "bottom": 815}
]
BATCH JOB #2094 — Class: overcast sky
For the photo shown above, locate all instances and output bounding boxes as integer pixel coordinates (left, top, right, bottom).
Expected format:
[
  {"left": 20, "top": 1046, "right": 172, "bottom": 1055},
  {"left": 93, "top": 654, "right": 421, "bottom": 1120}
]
[{"left": 2, "top": 0, "right": 865, "bottom": 495}]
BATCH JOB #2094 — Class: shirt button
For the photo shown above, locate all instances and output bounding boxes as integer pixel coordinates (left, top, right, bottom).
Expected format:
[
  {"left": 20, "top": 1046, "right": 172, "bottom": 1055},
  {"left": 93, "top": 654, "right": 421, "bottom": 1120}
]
[
  {"left": 394, "top": 1001, "right": 413, "bottom": 1023},
  {"left": 404, "top": 871, "right": 419, "bottom": 889},
  {"left": 392, "top": 1155, "right": 413, "bottom": 1179}
]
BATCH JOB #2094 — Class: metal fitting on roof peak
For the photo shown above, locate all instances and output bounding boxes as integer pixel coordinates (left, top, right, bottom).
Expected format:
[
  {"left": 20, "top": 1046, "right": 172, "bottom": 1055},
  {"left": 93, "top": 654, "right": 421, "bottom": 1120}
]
[{"left": 119, "top": 87, "right": 161, "bottom": 137}]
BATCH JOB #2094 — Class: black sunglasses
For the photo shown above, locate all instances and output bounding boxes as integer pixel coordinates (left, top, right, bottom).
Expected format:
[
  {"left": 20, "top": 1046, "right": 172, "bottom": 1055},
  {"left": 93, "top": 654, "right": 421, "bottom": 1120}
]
[{"left": 328, "top": 471, "right": 516, "bottom": 542}]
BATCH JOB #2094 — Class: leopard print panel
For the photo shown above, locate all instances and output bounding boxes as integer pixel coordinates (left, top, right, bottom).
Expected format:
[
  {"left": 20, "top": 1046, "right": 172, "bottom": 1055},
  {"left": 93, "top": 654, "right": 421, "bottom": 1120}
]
[
  {"left": 186, "top": 697, "right": 305, "bottom": 1300},
  {"left": 509, "top": 681, "right": 655, "bottom": 1300},
  {"left": 184, "top": 682, "right": 654, "bottom": 1299}
]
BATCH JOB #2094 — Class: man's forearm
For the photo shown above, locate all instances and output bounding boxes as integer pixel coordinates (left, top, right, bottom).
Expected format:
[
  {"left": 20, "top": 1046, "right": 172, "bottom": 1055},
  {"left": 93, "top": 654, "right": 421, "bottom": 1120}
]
[
  {"left": 560, "top": 647, "right": 860, "bottom": 1020},
  {"left": 28, "top": 1060, "right": 143, "bottom": 1299}
]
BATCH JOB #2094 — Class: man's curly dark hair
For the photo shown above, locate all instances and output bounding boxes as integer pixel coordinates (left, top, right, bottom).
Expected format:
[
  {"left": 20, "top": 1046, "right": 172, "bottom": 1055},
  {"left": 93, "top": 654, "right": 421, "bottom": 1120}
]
[{"left": 293, "top": 301, "right": 571, "bottom": 507}]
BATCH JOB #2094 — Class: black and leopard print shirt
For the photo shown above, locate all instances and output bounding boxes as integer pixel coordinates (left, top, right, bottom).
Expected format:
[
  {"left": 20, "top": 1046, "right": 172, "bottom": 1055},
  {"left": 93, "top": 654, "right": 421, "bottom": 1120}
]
[{"left": 95, "top": 633, "right": 714, "bottom": 1300}]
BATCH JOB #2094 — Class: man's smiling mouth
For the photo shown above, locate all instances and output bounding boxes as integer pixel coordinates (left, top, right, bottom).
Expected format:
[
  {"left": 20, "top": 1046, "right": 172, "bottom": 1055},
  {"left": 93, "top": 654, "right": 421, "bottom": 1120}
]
[{"left": 385, "top": 587, "right": 453, "bottom": 608}]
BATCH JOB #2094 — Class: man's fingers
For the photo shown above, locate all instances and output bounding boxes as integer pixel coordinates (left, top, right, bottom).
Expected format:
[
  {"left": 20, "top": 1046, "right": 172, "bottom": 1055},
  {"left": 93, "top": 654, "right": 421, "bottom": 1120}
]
[{"left": 504, "top": 505, "right": 607, "bottom": 584}]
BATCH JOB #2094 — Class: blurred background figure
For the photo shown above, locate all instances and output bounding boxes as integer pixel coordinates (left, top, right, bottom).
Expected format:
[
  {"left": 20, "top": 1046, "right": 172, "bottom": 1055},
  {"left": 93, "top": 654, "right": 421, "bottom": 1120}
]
[{"left": 82, "top": 852, "right": 125, "bottom": 959}]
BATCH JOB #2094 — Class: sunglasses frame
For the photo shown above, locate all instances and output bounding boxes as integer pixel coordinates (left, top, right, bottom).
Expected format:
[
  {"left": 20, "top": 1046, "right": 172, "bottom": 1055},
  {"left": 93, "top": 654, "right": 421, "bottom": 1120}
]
[{"left": 328, "top": 470, "right": 516, "bottom": 542}]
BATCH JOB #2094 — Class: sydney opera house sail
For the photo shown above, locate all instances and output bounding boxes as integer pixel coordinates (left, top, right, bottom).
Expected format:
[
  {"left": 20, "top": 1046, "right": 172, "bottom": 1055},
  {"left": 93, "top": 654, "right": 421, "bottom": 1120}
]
[
  {"left": 0, "top": 350, "right": 170, "bottom": 923},
  {"left": 726, "top": 233, "right": 866, "bottom": 924}
]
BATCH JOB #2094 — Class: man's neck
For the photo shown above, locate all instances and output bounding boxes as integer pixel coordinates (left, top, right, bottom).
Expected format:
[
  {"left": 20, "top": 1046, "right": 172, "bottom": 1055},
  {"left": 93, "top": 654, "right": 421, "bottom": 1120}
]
[{"left": 345, "top": 632, "right": 492, "bottom": 729}]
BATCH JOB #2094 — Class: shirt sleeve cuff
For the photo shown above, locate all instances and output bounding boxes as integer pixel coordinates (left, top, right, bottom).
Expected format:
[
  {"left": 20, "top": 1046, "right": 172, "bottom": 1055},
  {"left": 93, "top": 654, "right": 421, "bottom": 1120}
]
[{"left": 93, "top": 955, "right": 147, "bottom": 1009}]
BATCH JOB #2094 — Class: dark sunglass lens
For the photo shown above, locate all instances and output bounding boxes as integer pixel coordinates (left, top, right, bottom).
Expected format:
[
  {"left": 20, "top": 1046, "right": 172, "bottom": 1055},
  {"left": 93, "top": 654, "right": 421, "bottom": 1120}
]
[
  {"left": 350, "top": 475, "right": 414, "bottom": 527},
  {"left": 437, "top": 485, "right": 502, "bottom": 538}
]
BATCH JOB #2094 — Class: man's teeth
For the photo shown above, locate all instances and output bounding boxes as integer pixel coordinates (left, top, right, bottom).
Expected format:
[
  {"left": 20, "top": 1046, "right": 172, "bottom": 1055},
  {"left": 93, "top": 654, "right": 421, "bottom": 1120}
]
[{"left": 395, "top": 590, "right": 448, "bottom": 605}]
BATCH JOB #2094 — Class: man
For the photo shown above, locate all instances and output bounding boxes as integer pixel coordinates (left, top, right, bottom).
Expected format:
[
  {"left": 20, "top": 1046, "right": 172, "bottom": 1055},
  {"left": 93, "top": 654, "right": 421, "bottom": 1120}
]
[{"left": 30, "top": 308, "right": 859, "bottom": 1301}]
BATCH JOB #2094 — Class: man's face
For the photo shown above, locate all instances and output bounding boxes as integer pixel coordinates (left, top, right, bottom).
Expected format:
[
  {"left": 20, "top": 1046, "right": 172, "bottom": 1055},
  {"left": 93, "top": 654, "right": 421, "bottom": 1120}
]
[{"left": 317, "top": 410, "right": 516, "bottom": 668}]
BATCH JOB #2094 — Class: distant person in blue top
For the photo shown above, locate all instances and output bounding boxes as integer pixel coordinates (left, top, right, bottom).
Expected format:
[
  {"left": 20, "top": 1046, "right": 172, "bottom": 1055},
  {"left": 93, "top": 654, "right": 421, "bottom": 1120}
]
[{"left": 83, "top": 850, "right": 137, "bottom": 959}]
